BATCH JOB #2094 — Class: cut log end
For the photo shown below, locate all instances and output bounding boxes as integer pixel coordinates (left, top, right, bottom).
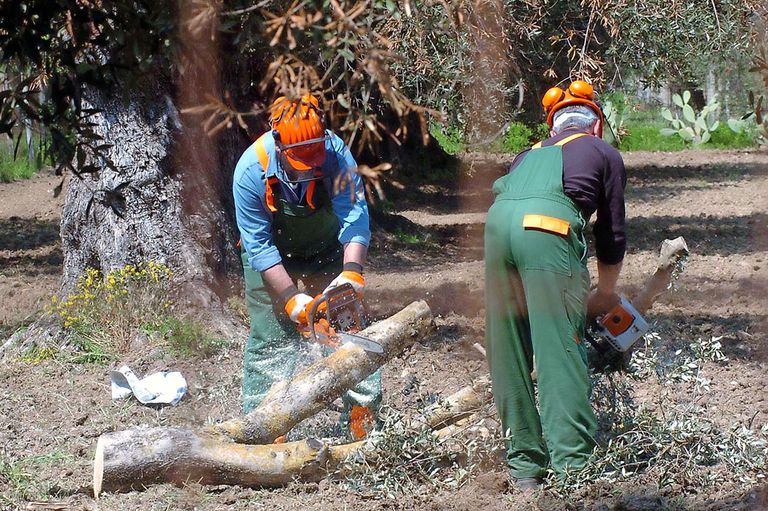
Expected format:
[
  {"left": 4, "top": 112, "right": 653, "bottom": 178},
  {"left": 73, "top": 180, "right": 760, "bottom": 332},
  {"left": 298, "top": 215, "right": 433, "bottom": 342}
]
[
  {"left": 93, "top": 436, "right": 105, "bottom": 499},
  {"left": 658, "top": 236, "right": 689, "bottom": 270}
]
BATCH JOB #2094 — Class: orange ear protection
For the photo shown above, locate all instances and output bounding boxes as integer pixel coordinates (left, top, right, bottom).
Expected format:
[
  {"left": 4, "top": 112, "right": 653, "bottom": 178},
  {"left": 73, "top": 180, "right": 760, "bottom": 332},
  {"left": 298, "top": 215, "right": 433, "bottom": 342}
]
[{"left": 541, "top": 80, "right": 603, "bottom": 135}]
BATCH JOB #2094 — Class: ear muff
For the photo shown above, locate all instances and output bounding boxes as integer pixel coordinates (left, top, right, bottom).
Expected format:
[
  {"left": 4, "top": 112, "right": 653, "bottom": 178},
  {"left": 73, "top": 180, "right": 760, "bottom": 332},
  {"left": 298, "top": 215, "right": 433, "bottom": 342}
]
[
  {"left": 568, "top": 80, "right": 594, "bottom": 100},
  {"left": 542, "top": 87, "right": 565, "bottom": 113}
]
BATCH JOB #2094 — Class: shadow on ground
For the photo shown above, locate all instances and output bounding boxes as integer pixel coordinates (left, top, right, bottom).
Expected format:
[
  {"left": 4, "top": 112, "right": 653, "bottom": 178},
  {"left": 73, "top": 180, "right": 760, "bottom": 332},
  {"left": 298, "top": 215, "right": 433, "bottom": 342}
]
[{"left": 0, "top": 217, "right": 59, "bottom": 252}]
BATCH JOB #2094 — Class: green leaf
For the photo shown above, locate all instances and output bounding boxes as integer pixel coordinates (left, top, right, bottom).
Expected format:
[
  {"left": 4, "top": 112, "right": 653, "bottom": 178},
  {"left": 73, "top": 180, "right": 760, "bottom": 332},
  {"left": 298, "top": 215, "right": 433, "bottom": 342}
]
[
  {"left": 338, "top": 48, "right": 355, "bottom": 62},
  {"left": 727, "top": 119, "right": 743, "bottom": 133},
  {"left": 695, "top": 117, "right": 706, "bottom": 131},
  {"left": 672, "top": 94, "right": 684, "bottom": 108},
  {"left": 683, "top": 104, "right": 695, "bottom": 123},
  {"left": 660, "top": 128, "right": 678, "bottom": 137},
  {"left": 683, "top": 90, "right": 691, "bottom": 104},
  {"left": 661, "top": 108, "right": 674, "bottom": 122},
  {"left": 679, "top": 127, "right": 694, "bottom": 141},
  {"left": 700, "top": 131, "right": 711, "bottom": 144},
  {"left": 710, "top": 120, "right": 719, "bottom": 132}
]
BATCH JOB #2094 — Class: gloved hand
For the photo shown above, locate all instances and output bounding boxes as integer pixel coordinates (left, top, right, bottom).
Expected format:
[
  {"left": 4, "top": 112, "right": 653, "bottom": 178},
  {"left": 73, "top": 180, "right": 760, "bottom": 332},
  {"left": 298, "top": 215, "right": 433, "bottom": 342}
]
[
  {"left": 324, "top": 270, "right": 365, "bottom": 296},
  {"left": 284, "top": 292, "right": 315, "bottom": 326}
]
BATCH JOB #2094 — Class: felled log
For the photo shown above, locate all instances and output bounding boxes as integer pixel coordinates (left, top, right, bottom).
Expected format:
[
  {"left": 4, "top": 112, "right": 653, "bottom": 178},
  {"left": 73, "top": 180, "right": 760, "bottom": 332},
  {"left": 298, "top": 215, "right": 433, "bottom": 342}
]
[
  {"left": 211, "top": 300, "right": 433, "bottom": 444},
  {"left": 93, "top": 300, "right": 435, "bottom": 494},
  {"left": 632, "top": 236, "right": 689, "bottom": 314},
  {"left": 93, "top": 382, "right": 492, "bottom": 495}
]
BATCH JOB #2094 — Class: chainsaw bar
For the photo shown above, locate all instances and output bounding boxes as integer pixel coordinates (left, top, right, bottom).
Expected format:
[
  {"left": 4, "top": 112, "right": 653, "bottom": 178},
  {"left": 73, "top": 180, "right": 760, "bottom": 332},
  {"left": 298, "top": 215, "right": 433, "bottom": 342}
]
[
  {"left": 336, "top": 332, "right": 384, "bottom": 353},
  {"left": 307, "top": 283, "right": 383, "bottom": 353}
]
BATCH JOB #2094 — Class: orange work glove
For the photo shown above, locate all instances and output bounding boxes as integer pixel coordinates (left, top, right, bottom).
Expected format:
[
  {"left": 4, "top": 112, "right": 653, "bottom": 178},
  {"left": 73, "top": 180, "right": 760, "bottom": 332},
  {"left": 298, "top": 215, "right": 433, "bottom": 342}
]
[
  {"left": 284, "top": 292, "right": 314, "bottom": 325},
  {"left": 324, "top": 270, "right": 365, "bottom": 296}
]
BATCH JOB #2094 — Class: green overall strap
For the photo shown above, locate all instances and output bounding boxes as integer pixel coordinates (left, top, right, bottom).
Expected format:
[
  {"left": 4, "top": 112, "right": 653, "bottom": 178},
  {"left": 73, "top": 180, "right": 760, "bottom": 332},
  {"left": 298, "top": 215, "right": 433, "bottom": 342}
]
[{"left": 492, "top": 133, "right": 588, "bottom": 214}]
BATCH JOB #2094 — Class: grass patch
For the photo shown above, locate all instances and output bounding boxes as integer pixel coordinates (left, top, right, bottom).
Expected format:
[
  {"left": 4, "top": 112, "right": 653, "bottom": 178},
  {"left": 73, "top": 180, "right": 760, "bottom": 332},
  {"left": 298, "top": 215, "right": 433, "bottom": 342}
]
[
  {"left": 707, "top": 124, "right": 757, "bottom": 149},
  {"left": 0, "top": 449, "right": 77, "bottom": 507},
  {"left": 0, "top": 134, "right": 50, "bottom": 182},
  {"left": 48, "top": 262, "right": 227, "bottom": 361},
  {"left": 154, "top": 316, "right": 228, "bottom": 358},
  {"left": 429, "top": 123, "right": 464, "bottom": 155},
  {"left": 0, "top": 155, "right": 38, "bottom": 182},
  {"left": 393, "top": 228, "right": 436, "bottom": 247},
  {"left": 619, "top": 122, "right": 688, "bottom": 151},
  {"left": 619, "top": 122, "right": 758, "bottom": 151}
]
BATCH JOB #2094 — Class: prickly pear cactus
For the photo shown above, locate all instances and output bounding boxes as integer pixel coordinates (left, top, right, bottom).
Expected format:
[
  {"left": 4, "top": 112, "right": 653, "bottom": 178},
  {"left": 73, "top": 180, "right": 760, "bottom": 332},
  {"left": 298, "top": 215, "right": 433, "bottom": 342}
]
[{"left": 660, "top": 90, "right": 720, "bottom": 145}]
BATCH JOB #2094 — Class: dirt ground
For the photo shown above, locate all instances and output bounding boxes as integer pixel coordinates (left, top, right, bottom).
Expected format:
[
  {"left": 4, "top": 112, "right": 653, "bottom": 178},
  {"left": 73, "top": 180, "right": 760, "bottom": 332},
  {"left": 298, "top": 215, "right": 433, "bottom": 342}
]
[{"left": 1, "top": 148, "right": 767, "bottom": 510}]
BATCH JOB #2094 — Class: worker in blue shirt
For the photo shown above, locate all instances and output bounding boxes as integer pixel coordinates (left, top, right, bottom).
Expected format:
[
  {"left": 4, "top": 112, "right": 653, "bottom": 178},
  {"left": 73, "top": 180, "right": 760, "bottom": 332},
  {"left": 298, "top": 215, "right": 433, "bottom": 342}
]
[{"left": 233, "top": 93, "right": 380, "bottom": 439}]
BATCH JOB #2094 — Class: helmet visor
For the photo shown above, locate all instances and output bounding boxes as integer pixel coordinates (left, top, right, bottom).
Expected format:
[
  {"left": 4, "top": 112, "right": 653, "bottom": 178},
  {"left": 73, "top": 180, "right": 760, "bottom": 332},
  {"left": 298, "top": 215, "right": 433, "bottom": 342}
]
[{"left": 279, "top": 135, "right": 328, "bottom": 171}]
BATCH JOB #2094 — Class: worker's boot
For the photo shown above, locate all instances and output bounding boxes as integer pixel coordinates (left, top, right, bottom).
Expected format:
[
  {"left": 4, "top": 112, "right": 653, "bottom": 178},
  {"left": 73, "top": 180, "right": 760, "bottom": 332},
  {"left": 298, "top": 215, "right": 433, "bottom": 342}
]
[{"left": 349, "top": 405, "right": 375, "bottom": 440}]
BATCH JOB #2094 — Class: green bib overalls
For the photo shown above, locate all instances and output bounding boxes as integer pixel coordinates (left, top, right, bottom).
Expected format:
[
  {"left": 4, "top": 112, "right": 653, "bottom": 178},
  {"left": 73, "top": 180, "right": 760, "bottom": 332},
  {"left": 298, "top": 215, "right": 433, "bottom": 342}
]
[
  {"left": 484, "top": 133, "right": 597, "bottom": 478},
  {"left": 241, "top": 178, "right": 381, "bottom": 429}
]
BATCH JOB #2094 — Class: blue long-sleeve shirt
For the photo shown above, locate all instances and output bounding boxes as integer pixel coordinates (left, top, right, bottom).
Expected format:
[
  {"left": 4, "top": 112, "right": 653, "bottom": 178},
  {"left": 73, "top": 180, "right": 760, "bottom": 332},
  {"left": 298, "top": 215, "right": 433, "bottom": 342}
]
[{"left": 233, "top": 130, "right": 371, "bottom": 272}]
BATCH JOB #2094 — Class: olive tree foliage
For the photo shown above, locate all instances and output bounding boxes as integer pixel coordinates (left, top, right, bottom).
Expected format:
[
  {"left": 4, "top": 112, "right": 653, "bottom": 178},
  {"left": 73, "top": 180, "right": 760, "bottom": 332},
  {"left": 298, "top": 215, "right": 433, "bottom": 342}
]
[
  {"left": 0, "top": 0, "right": 762, "bottom": 183},
  {"left": 590, "top": 0, "right": 762, "bottom": 86}
]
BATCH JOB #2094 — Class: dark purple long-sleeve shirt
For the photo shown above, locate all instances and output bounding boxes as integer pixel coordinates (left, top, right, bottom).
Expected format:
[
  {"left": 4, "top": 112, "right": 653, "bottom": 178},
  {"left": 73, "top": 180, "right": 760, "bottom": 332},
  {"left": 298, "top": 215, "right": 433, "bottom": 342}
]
[{"left": 508, "top": 128, "right": 627, "bottom": 264}]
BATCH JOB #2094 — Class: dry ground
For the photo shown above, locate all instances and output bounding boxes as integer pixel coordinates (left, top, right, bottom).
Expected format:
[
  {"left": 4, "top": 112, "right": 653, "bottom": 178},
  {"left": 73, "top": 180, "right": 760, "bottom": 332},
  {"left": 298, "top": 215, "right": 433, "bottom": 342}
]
[{"left": 0, "top": 149, "right": 767, "bottom": 510}]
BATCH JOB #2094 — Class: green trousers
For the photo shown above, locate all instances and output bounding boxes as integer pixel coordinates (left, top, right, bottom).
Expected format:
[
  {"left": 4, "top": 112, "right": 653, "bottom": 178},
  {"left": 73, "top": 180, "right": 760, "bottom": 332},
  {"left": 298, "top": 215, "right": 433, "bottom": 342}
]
[
  {"left": 241, "top": 250, "right": 381, "bottom": 428},
  {"left": 484, "top": 195, "right": 597, "bottom": 479}
]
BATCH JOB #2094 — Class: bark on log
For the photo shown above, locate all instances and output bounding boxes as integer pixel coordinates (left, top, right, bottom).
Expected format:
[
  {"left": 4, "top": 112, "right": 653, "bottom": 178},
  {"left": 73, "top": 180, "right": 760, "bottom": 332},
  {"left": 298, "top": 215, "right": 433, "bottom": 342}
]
[
  {"left": 211, "top": 300, "right": 434, "bottom": 443},
  {"left": 93, "top": 380, "right": 491, "bottom": 495}
]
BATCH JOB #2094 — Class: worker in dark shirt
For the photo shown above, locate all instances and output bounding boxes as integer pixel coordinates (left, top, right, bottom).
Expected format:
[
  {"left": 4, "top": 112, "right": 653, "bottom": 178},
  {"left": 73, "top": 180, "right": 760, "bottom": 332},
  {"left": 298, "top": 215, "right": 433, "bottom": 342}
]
[{"left": 484, "top": 80, "right": 626, "bottom": 488}]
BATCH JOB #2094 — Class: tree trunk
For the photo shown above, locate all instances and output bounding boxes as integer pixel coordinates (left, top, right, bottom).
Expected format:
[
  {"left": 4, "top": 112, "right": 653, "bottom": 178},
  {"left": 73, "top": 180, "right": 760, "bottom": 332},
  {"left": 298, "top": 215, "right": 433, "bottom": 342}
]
[
  {"left": 212, "top": 300, "right": 433, "bottom": 444},
  {"left": 60, "top": 2, "right": 242, "bottom": 301},
  {"left": 93, "top": 378, "right": 491, "bottom": 495}
]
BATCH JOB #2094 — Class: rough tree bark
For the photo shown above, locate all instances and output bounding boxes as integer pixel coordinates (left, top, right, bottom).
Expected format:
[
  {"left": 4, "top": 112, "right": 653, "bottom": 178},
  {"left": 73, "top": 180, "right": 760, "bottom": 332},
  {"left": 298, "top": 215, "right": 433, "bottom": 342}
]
[
  {"left": 1, "top": 4, "right": 247, "bottom": 355},
  {"left": 61, "top": 2, "right": 241, "bottom": 299}
]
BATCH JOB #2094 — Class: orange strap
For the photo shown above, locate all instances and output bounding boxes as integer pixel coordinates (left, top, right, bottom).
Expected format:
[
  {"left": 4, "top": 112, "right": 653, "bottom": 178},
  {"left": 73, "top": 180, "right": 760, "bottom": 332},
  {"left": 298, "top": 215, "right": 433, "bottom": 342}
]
[
  {"left": 523, "top": 214, "right": 570, "bottom": 236},
  {"left": 304, "top": 169, "right": 323, "bottom": 209},
  {"left": 254, "top": 136, "right": 278, "bottom": 213},
  {"left": 531, "top": 132, "right": 588, "bottom": 149}
]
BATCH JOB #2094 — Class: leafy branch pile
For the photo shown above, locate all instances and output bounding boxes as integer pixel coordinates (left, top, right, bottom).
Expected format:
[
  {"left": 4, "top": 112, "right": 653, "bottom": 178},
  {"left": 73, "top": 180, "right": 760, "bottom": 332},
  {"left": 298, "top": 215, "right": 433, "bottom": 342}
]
[
  {"left": 560, "top": 333, "right": 767, "bottom": 493},
  {"left": 338, "top": 401, "right": 503, "bottom": 497},
  {"left": 336, "top": 331, "right": 766, "bottom": 500}
]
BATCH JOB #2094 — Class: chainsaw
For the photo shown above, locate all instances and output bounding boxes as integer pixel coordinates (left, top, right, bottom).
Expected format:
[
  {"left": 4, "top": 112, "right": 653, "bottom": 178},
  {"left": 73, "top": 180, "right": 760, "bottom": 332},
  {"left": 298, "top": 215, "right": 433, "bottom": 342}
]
[
  {"left": 304, "top": 283, "right": 383, "bottom": 353},
  {"left": 585, "top": 295, "right": 649, "bottom": 372}
]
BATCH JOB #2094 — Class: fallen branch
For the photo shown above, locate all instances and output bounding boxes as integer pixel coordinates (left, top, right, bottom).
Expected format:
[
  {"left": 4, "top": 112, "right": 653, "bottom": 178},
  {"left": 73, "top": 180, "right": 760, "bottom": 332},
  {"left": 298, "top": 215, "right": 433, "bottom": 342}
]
[
  {"left": 632, "top": 236, "right": 689, "bottom": 314},
  {"left": 93, "top": 381, "right": 492, "bottom": 495}
]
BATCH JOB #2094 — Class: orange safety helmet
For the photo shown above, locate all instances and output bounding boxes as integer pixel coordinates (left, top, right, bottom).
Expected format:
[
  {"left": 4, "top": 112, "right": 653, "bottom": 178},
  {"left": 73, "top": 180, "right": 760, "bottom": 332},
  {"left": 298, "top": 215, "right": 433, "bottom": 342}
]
[
  {"left": 270, "top": 93, "right": 327, "bottom": 171},
  {"left": 542, "top": 80, "right": 604, "bottom": 131}
]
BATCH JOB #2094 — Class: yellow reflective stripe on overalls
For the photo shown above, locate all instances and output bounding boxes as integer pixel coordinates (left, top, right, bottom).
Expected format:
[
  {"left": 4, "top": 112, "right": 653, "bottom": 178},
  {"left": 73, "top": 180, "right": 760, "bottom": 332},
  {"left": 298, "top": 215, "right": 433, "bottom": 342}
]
[
  {"left": 254, "top": 135, "right": 278, "bottom": 213},
  {"left": 523, "top": 214, "right": 570, "bottom": 236},
  {"left": 531, "top": 132, "right": 588, "bottom": 149}
]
